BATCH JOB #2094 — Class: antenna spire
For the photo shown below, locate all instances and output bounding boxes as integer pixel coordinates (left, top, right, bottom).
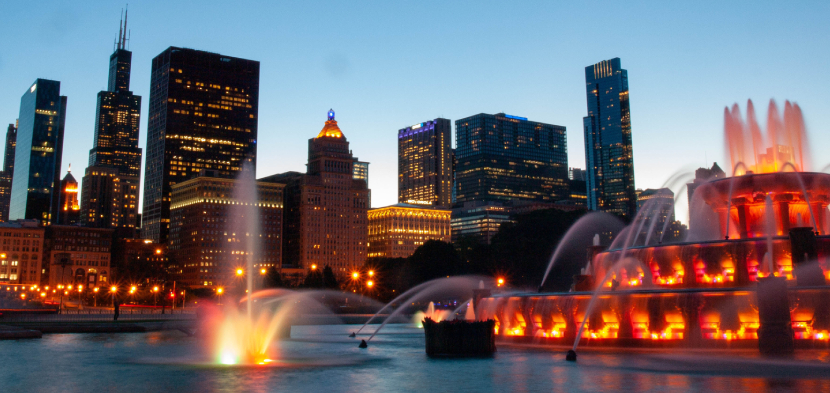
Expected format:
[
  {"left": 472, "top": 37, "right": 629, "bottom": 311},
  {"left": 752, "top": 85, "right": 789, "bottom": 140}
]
[
  {"left": 118, "top": 8, "right": 123, "bottom": 50},
  {"left": 121, "top": 5, "right": 128, "bottom": 50}
]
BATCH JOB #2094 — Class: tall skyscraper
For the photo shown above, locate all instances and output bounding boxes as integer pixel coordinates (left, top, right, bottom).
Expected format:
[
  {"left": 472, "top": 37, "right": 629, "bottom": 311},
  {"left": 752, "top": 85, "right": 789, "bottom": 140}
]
[
  {"left": 398, "top": 118, "right": 452, "bottom": 207},
  {"left": 82, "top": 12, "right": 142, "bottom": 231},
  {"left": 142, "top": 47, "right": 260, "bottom": 242},
  {"left": 0, "top": 122, "right": 18, "bottom": 222},
  {"left": 455, "top": 113, "right": 568, "bottom": 204},
  {"left": 9, "top": 79, "right": 67, "bottom": 225},
  {"left": 583, "top": 58, "right": 636, "bottom": 218},
  {"left": 636, "top": 188, "right": 675, "bottom": 243},
  {"left": 260, "top": 110, "right": 369, "bottom": 276}
]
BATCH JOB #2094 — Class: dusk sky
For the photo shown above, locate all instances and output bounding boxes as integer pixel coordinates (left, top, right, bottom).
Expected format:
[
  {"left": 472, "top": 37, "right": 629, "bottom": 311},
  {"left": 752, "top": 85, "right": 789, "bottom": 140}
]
[{"left": 1, "top": 0, "right": 828, "bottom": 223}]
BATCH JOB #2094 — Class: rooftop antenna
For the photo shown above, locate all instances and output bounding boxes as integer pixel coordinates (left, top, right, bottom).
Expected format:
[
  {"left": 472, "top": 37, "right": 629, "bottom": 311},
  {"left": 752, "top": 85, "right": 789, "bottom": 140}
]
[
  {"left": 118, "top": 8, "right": 123, "bottom": 50},
  {"left": 121, "top": 5, "right": 128, "bottom": 50}
]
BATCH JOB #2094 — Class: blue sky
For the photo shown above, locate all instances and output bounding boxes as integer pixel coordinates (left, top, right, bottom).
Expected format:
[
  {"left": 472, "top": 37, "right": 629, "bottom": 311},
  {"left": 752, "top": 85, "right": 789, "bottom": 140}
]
[{"left": 0, "top": 0, "right": 828, "bottom": 223}]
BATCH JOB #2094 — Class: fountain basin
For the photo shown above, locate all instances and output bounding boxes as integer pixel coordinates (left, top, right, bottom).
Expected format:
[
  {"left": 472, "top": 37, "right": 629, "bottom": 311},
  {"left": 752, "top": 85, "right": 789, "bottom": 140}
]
[{"left": 423, "top": 318, "right": 496, "bottom": 357}]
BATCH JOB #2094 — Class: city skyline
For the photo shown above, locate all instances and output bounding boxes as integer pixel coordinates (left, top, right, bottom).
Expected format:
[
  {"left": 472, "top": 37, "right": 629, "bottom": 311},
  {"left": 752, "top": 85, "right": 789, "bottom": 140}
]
[{"left": 0, "top": 1, "right": 828, "bottom": 225}]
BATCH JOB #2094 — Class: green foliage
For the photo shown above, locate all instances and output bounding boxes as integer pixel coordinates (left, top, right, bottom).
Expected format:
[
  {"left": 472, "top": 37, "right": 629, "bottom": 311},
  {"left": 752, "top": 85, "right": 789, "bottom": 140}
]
[{"left": 263, "top": 266, "right": 285, "bottom": 288}]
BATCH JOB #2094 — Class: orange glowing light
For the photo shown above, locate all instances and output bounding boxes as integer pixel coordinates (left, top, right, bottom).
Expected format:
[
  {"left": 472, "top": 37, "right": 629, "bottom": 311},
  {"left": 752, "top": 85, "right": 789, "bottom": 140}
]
[
  {"left": 352, "top": 272, "right": 359, "bottom": 280},
  {"left": 366, "top": 280, "right": 374, "bottom": 288},
  {"left": 497, "top": 278, "right": 505, "bottom": 286},
  {"left": 153, "top": 286, "right": 159, "bottom": 292},
  {"left": 310, "top": 264, "right": 317, "bottom": 270},
  {"left": 236, "top": 269, "right": 244, "bottom": 276},
  {"left": 260, "top": 268, "right": 267, "bottom": 275},
  {"left": 217, "top": 288, "right": 224, "bottom": 294},
  {"left": 93, "top": 287, "right": 99, "bottom": 293},
  {"left": 40, "top": 292, "right": 46, "bottom": 298},
  {"left": 110, "top": 286, "right": 117, "bottom": 293},
  {"left": 368, "top": 270, "right": 374, "bottom": 277},
  {"left": 155, "top": 249, "right": 162, "bottom": 254}
]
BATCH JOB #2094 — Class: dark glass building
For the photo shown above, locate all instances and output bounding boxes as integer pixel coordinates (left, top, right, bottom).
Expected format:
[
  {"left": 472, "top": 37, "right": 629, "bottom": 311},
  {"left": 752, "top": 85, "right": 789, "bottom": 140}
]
[
  {"left": 0, "top": 122, "right": 17, "bottom": 222},
  {"left": 455, "top": 113, "right": 568, "bottom": 204},
  {"left": 9, "top": 79, "right": 67, "bottom": 225},
  {"left": 142, "top": 47, "right": 259, "bottom": 242},
  {"left": 398, "top": 118, "right": 452, "bottom": 207},
  {"left": 583, "top": 57, "right": 636, "bottom": 218},
  {"left": 83, "top": 17, "right": 142, "bottom": 230}
]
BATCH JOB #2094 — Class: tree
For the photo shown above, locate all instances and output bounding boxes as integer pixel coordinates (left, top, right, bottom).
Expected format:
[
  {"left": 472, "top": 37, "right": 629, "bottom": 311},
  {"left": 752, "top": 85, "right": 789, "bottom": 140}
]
[
  {"left": 322, "top": 266, "right": 338, "bottom": 289},
  {"left": 263, "top": 267, "right": 284, "bottom": 288}
]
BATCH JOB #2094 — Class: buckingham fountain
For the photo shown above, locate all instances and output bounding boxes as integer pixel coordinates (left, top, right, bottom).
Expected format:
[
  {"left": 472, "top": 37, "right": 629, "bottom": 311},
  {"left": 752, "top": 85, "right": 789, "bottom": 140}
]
[{"left": 477, "top": 100, "right": 830, "bottom": 357}]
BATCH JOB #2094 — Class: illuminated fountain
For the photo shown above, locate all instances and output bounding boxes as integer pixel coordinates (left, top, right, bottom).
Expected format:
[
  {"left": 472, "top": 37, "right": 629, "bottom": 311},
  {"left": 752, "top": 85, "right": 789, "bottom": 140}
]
[{"left": 479, "top": 100, "right": 830, "bottom": 356}]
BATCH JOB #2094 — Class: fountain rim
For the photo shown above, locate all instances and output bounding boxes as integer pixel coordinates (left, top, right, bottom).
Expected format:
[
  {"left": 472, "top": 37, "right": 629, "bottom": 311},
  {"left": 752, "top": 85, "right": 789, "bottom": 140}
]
[
  {"left": 600, "top": 234, "right": 820, "bottom": 253},
  {"left": 487, "top": 284, "right": 830, "bottom": 299},
  {"left": 708, "top": 170, "right": 830, "bottom": 183}
]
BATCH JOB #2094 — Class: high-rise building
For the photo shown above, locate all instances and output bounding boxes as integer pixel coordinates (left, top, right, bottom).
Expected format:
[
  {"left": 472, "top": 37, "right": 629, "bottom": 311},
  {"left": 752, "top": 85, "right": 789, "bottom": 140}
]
[
  {"left": 80, "top": 166, "right": 124, "bottom": 228},
  {"left": 398, "top": 118, "right": 453, "bottom": 207},
  {"left": 83, "top": 13, "right": 142, "bottom": 231},
  {"left": 583, "top": 58, "right": 636, "bottom": 218},
  {"left": 58, "top": 168, "right": 80, "bottom": 225},
  {"left": 450, "top": 201, "right": 513, "bottom": 244},
  {"left": 9, "top": 79, "right": 67, "bottom": 225},
  {"left": 142, "top": 47, "right": 259, "bottom": 243},
  {"left": 353, "top": 159, "right": 370, "bottom": 207},
  {"left": 636, "top": 188, "right": 675, "bottom": 243},
  {"left": 367, "top": 204, "right": 451, "bottom": 259},
  {"left": 0, "top": 123, "right": 17, "bottom": 222},
  {"left": 455, "top": 113, "right": 568, "bottom": 205},
  {"left": 168, "top": 174, "right": 283, "bottom": 289},
  {"left": 686, "top": 162, "right": 725, "bottom": 231},
  {"left": 260, "top": 110, "right": 369, "bottom": 276}
]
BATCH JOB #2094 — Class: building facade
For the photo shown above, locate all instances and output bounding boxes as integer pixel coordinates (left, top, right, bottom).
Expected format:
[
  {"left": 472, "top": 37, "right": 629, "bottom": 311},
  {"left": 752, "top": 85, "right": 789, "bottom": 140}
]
[
  {"left": 44, "top": 226, "right": 113, "bottom": 287},
  {"left": 636, "top": 188, "right": 675, "bottom": 243},
  {"left": 9, "top": 79, "right": 67, "bottom": 225},
  {"left": 168, "top": 175, "right": 283, "bottom": 289},
  {"left": 83, "top": 17, "right": 142, "bottom": 231},
  {"left": 686, "top": 162, "right": 726, "bottom": 232},
  {"left": 367, "top": 204, "right": 451, "bottom": 259},
  {"left": 583, "top": 58, "right": 636, "bottom": 218},
  {"left": 455, "top": 113, "right": 568, "bottom": 205},
  {"left": 142, "top": 47, "right": 260, "bottom": 243},
  {"left": 0, "top": 123, "right": 17, "bottom": 222},
  {"left": 58, "top": 169, "right": 80, "bottom": 225},
  {"left": 451, "top": 201, "right": 514, "bottom": 244},
  {"left": 261, "top": 110, "right": 369, "bottom": 276},
  {"left": 0, "top": 220, "right": 45, "bottom": 285},
  {"left": 398, "top": 118, "right": 453, "bottom": 207}
]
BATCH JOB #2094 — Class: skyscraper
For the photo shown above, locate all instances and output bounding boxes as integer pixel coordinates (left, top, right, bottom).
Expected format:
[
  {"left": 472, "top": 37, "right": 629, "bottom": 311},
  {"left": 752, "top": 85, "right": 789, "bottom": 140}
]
[
  {"left": 58, "top": 168, "right": 80, "bottom": 225},
  {"left": 636, "top": 188, "right": 675, "bottom": 243},
  {"left": 583, "top": 58, "right": 636, "bottom": 218},
  {"left": 455, "top": 113, "right": 568, "bottom": 204},
  {"left": 398, "top": 118, "right": 452, "bottom": 207},
  {"left": 82, "top": 12, "right": 142, "bottom": 231},
  {"left": 142, "top": 47, "right": 259, "bottom": 242},
  {"left": 0, "top": 123, "right": 17, "bottom": 222},
  {"left": 9, "top": 79, "right": 67, "bottom": 225},
  {"left": 260, "top": 110, "right": 369, "bottom": 276}
]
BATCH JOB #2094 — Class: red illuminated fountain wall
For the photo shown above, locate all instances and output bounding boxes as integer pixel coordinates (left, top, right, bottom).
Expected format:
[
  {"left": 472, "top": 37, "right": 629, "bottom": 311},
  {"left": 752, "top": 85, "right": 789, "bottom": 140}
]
[{"left": 477, "top": 100, "right": 830, "bottom": 347}]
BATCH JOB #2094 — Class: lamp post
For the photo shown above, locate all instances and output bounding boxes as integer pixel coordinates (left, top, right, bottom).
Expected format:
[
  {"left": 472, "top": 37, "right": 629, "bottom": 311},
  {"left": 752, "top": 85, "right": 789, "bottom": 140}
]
[
  {"left": 153, "top": 286, "right": 159, "bottom": 307},
  {"left": 93, "top": 287, "right": 99, "bottom": 307},
  {"left": 217, "top": 287, "right": 224, "bottom": 306},
  {"left": 77, "top": 285, "right": 83, "bottom": 310},
  {"left": 110, "top": 286, "right": 117, "bottom": 307}
]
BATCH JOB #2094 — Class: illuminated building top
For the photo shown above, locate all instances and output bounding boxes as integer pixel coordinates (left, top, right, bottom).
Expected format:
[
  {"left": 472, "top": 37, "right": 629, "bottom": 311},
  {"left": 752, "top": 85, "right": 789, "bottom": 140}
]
[{"left": 317, "top": 109, "right": 344, "bottom": 138}]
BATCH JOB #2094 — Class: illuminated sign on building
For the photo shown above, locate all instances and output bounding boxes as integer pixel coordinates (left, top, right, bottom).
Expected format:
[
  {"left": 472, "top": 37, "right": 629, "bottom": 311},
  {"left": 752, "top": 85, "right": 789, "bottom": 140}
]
[{"left": 405, "top": 199, "right": 433, "bottom": 205}]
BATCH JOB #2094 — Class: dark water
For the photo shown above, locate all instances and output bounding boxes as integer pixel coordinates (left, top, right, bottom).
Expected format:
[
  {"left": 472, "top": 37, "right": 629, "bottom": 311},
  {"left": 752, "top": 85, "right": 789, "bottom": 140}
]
[{"left": 2, "top": 324, "right": 830, "bottom": 392}]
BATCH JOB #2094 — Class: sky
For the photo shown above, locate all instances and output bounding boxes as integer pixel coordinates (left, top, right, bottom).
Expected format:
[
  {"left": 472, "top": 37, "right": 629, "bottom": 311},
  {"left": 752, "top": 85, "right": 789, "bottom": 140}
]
[{"left": 0, "top": 0, "right": 828, "bottom": 224}]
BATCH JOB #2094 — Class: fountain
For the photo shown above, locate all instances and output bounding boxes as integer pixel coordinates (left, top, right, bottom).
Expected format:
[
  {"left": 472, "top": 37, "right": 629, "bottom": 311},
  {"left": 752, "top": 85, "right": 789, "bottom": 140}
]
[{"left": 478, "top": 100, "right": 830, "bottom": 358}]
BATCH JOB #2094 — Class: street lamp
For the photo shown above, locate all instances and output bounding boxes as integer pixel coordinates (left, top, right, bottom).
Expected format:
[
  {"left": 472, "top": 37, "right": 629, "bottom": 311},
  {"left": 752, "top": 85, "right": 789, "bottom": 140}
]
[
  {"left": 497, "top": 277, "right": 505, "bottom": 287},
  {"left": 311, "top": 264, "right": 317, "bottom": 271},
  {"left": 217, "top": 287, "right": 224, "bottom": 306},
  {"left": 236, "top": 268, "right": 244, "bottom": 276},
  {"left": 110, "top": 285, "right": 117, "bottom": 308},
  {"left": 368, "top": 270, "right": 374, "bottom": 277},
  {"left": 366, "top": 280, "right": 374, "bottom": 288},
  {"left": 260, "top": 268, "right": 266, "bottom": 275},
  {"left": 352, "top": 272, "right": 359, "bottom": 280},
  {"left": 93, "top": 287, "right": 99, "bottom": 307},
  {"left": 153, "top": 286, "right": 160, "bottom": 306}
]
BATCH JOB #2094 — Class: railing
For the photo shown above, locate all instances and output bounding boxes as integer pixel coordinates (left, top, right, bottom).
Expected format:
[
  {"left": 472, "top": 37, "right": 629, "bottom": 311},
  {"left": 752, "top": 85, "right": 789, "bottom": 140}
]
[{"left": 0, "top": 308, "right": 196, "bottom": 323}]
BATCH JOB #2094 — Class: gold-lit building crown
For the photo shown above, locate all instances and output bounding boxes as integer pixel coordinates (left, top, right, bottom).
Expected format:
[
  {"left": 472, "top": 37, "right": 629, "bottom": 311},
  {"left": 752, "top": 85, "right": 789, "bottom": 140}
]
[{"left": 317, "top": 120, "right": 344, "bottom": 139}]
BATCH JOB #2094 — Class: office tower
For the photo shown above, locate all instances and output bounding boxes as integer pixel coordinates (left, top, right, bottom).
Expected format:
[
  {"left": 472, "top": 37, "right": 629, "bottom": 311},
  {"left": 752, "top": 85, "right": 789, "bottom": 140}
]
[
  {"left": 0, "top": 220, "right": 45, "bottom": 285},
  {"left": 168, "top": 174, "right": 283, "bottom": 289},
  {"left": 455, "top": 113, "right": 568, "bottom": 204},
  {"left": 686, "top": 162, "right": 725, "bottom": 231},
  {"left": 0, "top": 123, "right": 17, "bottom": 222},
  {"left": 83, "top": 13, "right": 142, "bottom": 230},
  {"left": 398, "top": 118, "right": 452, "bottom": 207},
  {"left": 260, "top": 110, "right": 369, "bottom": 276},
  {"left": 583, "top": 57, "right": 636, "bottom": 218},
  {"left": 142, "top": 47, "right": 259, "bottom": 243},
  {"left": 450, "top": 201, "right": 513, "bottom": 244},
  {"left": 80, "top": 166, "right": 124, "bottom": 228},
  {"left": 9, "top": 79, "right": 67, "bottom": 225},
  {"left": 367, "top": 204, "right": 451, "bottom": 258},
  {"left": 353, "top": 159, "right": 370, "bottom": 207},
  {"left": 58, "top": 168, "right": 80, "bottom": 225},
  {"left": 636, "top": 188, "right": 675, "bottom": 243}
]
